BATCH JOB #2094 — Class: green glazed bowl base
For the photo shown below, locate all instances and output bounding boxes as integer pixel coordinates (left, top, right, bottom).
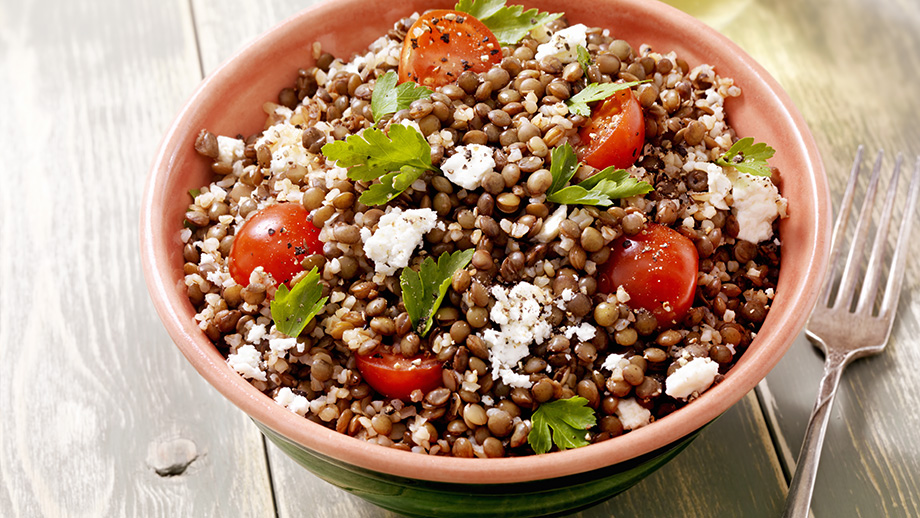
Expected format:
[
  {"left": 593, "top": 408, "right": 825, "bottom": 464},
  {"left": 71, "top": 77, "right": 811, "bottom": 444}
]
[{"left": 256, "top": 421, "right": 704, "bottom": 518}]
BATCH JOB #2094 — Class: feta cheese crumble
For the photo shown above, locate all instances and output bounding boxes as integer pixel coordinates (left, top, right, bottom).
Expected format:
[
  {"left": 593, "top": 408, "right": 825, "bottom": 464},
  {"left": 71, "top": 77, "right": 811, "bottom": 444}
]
[
  {"left": 256, "top": 121, "right": 311, "bottom": 175},
  {"left": 701, "top": 163, "right": 787, "bottom": 243},
  {"left": 360, "top": 207, "right": 438, "bottom": 276},
  {"left": 441, "top": 144, "right": 495, "bottom": 190},
  {"left": 227, "top": 344, "right": 266, "bottom": 381},
  {"left": 479, "top": 282, "right": 555, "bottom": 388},
  {"left": 729, "top": 171, "right": 786, "bottom": 243},
  {"left": 665, "top": 356, "right": 720, "bottom": 400},
  {"left": 616, "top": 398, "right": 651, "bottom": 430},
  {"left": 274, "top": 387, "right": 310, "bottom": 415},
  {"left": 535, "top": 24, "right": 588, "bottom": 64}
]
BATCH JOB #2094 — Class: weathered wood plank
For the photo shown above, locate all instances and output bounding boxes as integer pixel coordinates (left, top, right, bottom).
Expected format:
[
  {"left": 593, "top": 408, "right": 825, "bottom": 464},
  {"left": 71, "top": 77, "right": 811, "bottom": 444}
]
[{"left": 0, "top": 0, "right": 275, "bottom": 516}]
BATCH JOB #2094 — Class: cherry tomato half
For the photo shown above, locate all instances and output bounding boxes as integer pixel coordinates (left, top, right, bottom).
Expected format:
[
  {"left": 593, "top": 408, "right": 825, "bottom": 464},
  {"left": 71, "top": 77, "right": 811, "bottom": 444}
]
[
  {"left": 228, "top": 203, "right": 322, "bottom": 286},
  {"left": 577, "top": 87, "right": 645, "bottom": 170},
  {"left": 398, "top": 10, "right": 502, "bottom": 88},
  {"left": 355, "top": 352, "right": 444, "bottom": 400},
  {"left": 598, "top": 223, "right": 699, "bottom": 327}
]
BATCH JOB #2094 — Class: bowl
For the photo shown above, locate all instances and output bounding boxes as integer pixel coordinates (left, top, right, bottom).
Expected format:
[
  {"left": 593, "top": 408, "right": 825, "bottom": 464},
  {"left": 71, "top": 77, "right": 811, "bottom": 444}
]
[{"left": 140, "top": 0, "right": 830, "bottom": 516}]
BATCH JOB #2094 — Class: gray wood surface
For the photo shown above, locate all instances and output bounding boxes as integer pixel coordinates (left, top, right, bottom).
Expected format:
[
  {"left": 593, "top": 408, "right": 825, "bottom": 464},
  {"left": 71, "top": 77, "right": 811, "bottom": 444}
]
[
  {"left": 0, "top": 0, "right": 275, "bottom": 516},
  {"left": 1, "top": 0, "right": 918, "bottom": 517}
]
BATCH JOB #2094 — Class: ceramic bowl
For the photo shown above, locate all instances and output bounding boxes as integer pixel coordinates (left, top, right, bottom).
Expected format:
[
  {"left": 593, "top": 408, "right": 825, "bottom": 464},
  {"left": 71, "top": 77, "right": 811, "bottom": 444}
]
[{"left": 140, "top": 0, "right": 830, "bottom": 516}]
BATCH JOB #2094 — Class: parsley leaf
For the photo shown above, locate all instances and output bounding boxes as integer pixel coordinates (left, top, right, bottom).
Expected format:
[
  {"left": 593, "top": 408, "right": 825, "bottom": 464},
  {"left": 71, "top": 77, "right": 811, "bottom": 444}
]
[
  {"left": 454, "top": 0, "right": 562, "bottom": 45},
  {"left": 528, "top": 397, "right": 596, "bottom": 454},
  {"left": 715, "top": 137, "right": 776, "bottom": 177},
  {"left": 576, "top": 45, "right": 591, "bottom": 75},
  {"left": 357, "top": 166, "right": 426, "bottom": 206},
  {"left": 189, "top": 188, "right": 201, "bottom": 199},
  {"left": 322, "top": 124, "right": 434, "bottom": 182},
  {"left": 270, "top": 266, "right": 328, "bottom": 338},
  {"left": 400, "top": 249, "right": 474, "bottom": 337},
  {"left": 370, "top": 71, "right": 433, "bottom": 124},
  {"left": 544, "top": 143, "right": 653, "bottom": 206},
  {"left": 566, "top": 80, "right": 647, "bottom": 117}
]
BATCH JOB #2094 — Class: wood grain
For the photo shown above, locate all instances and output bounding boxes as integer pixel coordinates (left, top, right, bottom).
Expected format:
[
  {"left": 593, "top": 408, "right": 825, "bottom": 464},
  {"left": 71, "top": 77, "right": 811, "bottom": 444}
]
[{"left": 0, "top": 0, "right": 275, "bottom": 516}]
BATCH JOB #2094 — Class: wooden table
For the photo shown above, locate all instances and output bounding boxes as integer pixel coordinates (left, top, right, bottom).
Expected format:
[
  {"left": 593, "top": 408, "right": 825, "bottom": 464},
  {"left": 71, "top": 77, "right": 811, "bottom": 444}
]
[{"left": 2, "top": 0, "right": 918, "bottom": 516}]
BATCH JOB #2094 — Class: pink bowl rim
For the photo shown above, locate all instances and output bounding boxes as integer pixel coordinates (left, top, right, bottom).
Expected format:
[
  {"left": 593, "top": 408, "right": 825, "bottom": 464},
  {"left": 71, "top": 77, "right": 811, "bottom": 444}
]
[{"left": 140, "top": 0, "right": 830, "bottom": 484}]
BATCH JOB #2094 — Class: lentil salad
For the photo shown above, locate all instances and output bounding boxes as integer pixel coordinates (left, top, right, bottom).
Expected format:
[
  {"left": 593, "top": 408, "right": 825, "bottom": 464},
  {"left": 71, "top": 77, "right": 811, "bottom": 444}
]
[{"left": 181, "top": 4, "right": 787, "bottom": 458}]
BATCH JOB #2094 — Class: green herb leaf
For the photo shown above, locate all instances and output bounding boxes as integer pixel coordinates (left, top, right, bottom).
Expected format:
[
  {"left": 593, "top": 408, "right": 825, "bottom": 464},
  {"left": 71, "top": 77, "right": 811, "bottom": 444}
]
[
  {"left": 528, "top": 397, "right": 596, "bottom": 454},
  {"left": 566, "top": 80, "right": 647, "bottom": 117},
  {"left": 189, "top": 188, "right": 201, "bottom": 199},
  {"left": 270, "top": 267, "right": 328, "bottom": 338},
  {"left": 715, "top": 137, "right": 775, "bottom": 177},
  {"left": 400, "top": 249, "right": 474, "bottom": 337},
  {"left": 576, "top": 44, "right": 591, "bottom": 75},
  {"left": 370, "top": 71, "right": 433, "bottom": 124},
  {"left": 547, "top": 141, "right": 580, "bottom": 195},
  {"left": 545, "top": 143, "right": 653, "bottom": 206},
  {"left": 358, "top": 166, "right": 426, "bottom": 206},
  {"left": 455, "top": 0, "right": 562, "bottom": 45},
  {"left": 321, "top": 124, "right": 435, "bottom": 182}
]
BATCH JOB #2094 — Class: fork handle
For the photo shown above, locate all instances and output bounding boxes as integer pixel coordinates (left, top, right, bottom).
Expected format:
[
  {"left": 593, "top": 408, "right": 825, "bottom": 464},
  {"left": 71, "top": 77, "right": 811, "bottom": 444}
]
[{"left": 781, "top": 351, "right": 850, "bottom": 518}]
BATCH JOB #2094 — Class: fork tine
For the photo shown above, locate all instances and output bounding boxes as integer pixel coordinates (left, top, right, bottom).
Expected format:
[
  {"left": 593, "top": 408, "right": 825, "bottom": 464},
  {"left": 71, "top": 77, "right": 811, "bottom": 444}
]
[
  {"left": 833, "top": 150, "right": 885, "bottom": 310},
  {"left": 821, "top": 146, "right": 864, "bottom": 307},
  {"left": 878, "top": 156, "right": 920, "bottom": 324},
  {"left": 855, "top": 155, "right": 903, "bottom": 313}
]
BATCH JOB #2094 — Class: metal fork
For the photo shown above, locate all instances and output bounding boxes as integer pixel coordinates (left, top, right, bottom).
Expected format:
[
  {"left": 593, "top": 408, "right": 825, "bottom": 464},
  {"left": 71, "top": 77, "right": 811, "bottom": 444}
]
[{"left": 781, "top": 148, "right": 920, "bottom": 518}]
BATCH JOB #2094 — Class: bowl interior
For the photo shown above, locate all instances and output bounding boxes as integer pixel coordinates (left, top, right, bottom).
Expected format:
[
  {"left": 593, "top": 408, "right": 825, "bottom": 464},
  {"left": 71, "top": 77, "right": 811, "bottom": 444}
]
[{"left": 140, "top": 0, "right": 829, "bottom": 484}]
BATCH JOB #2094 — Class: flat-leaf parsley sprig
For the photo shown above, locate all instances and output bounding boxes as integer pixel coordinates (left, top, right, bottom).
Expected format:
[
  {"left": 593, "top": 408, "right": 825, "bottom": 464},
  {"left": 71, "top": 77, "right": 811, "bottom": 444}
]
[
  {"left": 544, "top": 143, "right": 653, "bottom": 206},
  {"left": 454, "top": 0, "right": 561, "bottom": 45},
  {"left": 400, "top": 249, "right": 474, "bottom": 337},
  {"left": 321, "top": 124, "right": 436, "bottom": 205},
  {"left": 528, "top": 396, "right": 597, "bottom": 454},
  {"left": 715, "top": 137, "right": 775, "bottom": 177},
  {"left": 369, "top": 71, "right": 432, "bottom": 124},
  {"left": 566, "top": 80, "right": 647, "bottom": 117},
  {"left": 270, "top": 266, "right": 328, "bottom": 338}
]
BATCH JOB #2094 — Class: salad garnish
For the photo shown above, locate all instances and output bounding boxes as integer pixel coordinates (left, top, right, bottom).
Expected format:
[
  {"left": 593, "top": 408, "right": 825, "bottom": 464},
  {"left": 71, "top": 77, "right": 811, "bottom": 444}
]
[
  {"left": 454, "top": 0, "right": 562, "bottom": 45},
  {"left": 715, "top": 137, "right": 776, "bottom": 177},
  {"left": 270, "top": 266, "right": 328, "bottom": 337},
  {"left": 545, "top": 143, "right": 653, "bottom": 206},
  {"left": 528, "top": 396, "right": 597, "bottom": 454},
  {"left": 400, "top": 249, "right": 475, "bottom": 337}
]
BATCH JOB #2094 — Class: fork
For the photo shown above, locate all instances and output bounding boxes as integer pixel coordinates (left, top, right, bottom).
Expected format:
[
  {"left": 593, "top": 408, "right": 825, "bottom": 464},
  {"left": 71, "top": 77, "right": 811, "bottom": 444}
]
[{"left": 781, "top": 148, "right": 920, "bottom": 518}]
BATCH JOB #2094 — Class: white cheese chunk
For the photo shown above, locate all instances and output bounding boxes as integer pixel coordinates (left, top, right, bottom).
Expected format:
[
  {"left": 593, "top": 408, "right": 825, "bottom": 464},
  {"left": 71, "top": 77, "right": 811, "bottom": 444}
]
[
  {"left": 535, "top": 24, "right": 588, "bottom": 64},
  {"left": 441, "top": 144, "right": 495, "bottom": 190},
  {"left": 227, "top": 344, "right": 266, "bottom": 381},
  {"left": 729, "top": 171, "right": 785, "bottom": 243},
  {"left": 360, "top": 207, "right": 438, "bottom": 276},
  {"left": 535, "top": 205, "right": 567, "bottom": 243},
  {"left": 665, "top": 356, "right": 720, "bottom": 400},
  {"left": 480, "top": 282, "right": 555, "bottom": 388},
  {"left": 563, "top": 322, "right": 597, "bottom": 342},
  {"left": 274, "top": 387, "right": 310, "bottom": 415},
  {"left": 256, "top": 121, "right": 314, "bottom": 180},
  {"left": 616, "top": 398, "right": 651, "bottom": 430},
  {"left": 705, "top": 164, "right": 732, "bottom": 210},
  {"left": 216, "top": 135, "right": 245, "bottom": 165}
]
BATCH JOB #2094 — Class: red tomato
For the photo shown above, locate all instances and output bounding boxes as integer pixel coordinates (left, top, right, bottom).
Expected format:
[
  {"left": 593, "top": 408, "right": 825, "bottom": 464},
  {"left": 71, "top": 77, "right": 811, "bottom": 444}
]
[
  {"left": 598, "top": 223, "right": 699, "bottom": 327},
  {"left": 398, "top": 10, "right": 502, "bottom": 88},
  {"left": 228, "top": 203, "right": 322, "bottom": 286},
  {"left": 355, "top": 352, "right": 444, "bottom": 400},
  {"left": 577, "top": 88, "right": 645, "bottom": 169}
]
